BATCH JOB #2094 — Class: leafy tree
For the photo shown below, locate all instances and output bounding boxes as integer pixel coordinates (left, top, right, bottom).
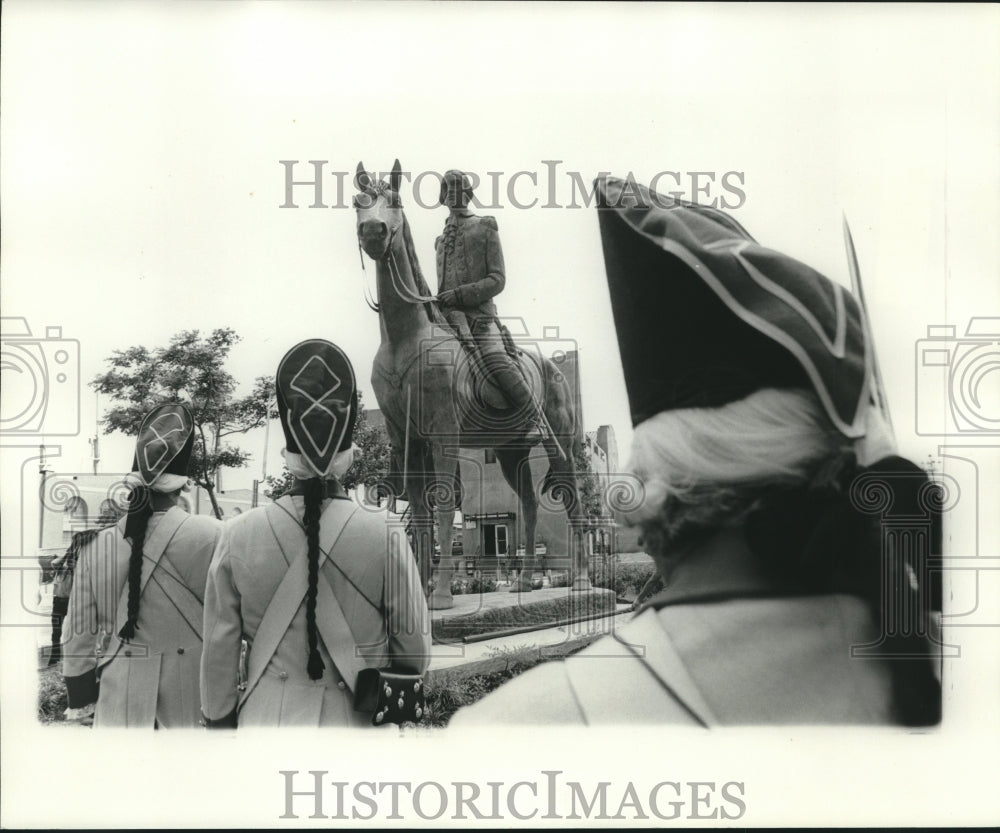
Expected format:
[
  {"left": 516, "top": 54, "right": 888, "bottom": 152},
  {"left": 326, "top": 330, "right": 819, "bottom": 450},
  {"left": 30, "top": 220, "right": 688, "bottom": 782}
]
[
  {"left": 573, "top": 438, "right": 604, "bottom": 518},
  {"left": 92, "top": 329, "right": 271, "bottom": 519},
  {"left": 264, "top": 392, "right": 391, "bottom": 501}
]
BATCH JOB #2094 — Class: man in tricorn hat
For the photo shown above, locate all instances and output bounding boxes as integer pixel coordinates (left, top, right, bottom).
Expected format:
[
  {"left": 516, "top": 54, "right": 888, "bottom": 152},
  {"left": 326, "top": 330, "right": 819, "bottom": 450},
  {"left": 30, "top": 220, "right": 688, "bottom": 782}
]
[
  {"left": 62, "top": 403, "right": 221, "bottom": 728},
  {"left": 200, "top": 339, "right": 430, "bottom": 728},
  {"left": 451, "top": 176, "right": 941, "bottom": 727},
  {"left": 435, "top": 169, "right": 543, "bottom": 440}
]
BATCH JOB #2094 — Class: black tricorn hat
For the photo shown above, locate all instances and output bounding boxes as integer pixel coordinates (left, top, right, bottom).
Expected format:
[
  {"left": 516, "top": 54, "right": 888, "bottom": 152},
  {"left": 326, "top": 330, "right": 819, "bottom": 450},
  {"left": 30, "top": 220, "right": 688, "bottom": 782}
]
[
  {"left": 276, "top": 339, "right": 359, "bottom": 478},
  {"left": 130, "top": 403, "right": 195, "bottom": 486},
  {"left": 596, "top": 176, "right": 872, "bottom": 437}
]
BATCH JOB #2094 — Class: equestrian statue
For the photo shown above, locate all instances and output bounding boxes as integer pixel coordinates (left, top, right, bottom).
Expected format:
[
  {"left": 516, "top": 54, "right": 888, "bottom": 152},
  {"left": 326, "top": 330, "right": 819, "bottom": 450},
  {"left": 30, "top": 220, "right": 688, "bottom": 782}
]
[{"left": 353, "top": 159, "right": 590, "bottom": 609}]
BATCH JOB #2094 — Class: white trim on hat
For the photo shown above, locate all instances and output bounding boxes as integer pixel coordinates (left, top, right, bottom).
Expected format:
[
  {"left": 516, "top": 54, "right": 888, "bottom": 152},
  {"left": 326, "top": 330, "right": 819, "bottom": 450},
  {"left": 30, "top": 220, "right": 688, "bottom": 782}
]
[
  {"left": 281, "top": 446, "right": 357, "bottom": 481},
  {"left": 125, "top": 471, "right": 190, "bottom": 494}
]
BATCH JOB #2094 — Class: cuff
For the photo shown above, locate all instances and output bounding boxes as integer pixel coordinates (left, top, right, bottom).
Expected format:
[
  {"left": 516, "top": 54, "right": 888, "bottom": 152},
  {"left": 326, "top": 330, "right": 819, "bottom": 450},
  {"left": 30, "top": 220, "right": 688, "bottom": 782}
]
[
  {"left": 202, "top": 708, "right": 238, "bottom": 729},
  {"left": 64, "top": 670, "right": 99, "bottom": 709}
]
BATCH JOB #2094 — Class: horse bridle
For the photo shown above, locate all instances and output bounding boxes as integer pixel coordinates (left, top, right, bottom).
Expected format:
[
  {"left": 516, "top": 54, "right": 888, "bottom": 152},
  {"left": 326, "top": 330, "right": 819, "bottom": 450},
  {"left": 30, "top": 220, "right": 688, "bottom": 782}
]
[{"left": 356, "top": 187, "right": 438, "bottom": 312}]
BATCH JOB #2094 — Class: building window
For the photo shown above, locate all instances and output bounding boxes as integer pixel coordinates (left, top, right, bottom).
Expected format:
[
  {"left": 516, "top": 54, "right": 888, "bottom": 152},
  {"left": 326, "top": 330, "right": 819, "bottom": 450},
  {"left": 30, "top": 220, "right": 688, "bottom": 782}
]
[{"left": 482, "top": 523, "right": 508, "bottom": 557}]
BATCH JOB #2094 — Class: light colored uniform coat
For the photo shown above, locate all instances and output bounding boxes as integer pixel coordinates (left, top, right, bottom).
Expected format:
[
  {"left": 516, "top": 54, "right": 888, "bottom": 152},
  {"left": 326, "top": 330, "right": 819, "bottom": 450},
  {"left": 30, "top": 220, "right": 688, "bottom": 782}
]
[
  {"left": 200, "top": 495, "right": 431, "bottom": 727},
  {"left": 450, "top": 528, "right": 897, "bottom": 726},
  {"left": 62, "top": 507, "right": 221, "bottom": 728}
]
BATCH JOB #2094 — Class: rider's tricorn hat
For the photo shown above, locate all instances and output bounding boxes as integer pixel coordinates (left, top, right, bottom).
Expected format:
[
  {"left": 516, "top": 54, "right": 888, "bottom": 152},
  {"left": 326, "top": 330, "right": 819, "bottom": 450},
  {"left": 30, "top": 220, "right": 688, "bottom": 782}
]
[
  {"left": 596, "top": 176, "right": 872, "bottom": 437},
  {"left": 276, "top": 339, "right": 359, "bottom": 478},
  {"left": 439, "top": 169, "right": 475, "bottom": 205}
]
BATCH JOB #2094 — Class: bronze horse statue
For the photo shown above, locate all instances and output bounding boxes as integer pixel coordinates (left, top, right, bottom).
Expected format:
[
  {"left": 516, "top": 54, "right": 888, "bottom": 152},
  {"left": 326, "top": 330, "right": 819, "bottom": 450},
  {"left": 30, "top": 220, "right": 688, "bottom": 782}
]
[{"left": 353, "top": 159, "right": 591, "bottom": 609}]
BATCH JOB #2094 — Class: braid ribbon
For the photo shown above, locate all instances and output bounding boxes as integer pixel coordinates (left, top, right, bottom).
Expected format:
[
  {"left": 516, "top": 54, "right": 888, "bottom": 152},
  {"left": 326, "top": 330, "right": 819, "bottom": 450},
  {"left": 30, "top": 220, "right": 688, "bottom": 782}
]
[{"left": 302, "top": 478, "right": 326, "bottom": 680}]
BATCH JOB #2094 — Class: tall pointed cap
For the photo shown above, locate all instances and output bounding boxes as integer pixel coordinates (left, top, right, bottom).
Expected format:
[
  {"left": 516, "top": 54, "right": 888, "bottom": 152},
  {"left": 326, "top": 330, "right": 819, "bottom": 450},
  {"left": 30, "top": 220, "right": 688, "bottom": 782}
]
[{"left": 276, "top": 339, "right": 359, "bottom": 478}]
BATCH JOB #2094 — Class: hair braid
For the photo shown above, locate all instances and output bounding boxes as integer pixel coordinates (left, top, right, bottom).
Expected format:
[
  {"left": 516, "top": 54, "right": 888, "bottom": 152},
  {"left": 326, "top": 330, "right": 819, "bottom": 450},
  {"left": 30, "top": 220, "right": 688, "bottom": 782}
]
[
  {"left": 303, "top": 477, "right": 326, "bottom": 680},
  {"left": 118, "top": 486, "right": 152, "bottom": 641}
]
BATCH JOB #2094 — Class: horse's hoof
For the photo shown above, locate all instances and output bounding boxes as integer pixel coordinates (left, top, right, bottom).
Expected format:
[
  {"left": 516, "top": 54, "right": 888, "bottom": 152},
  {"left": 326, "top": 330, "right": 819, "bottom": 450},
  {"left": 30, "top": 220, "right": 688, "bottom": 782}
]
[{"left": 428, "top": 593, "right": 455, "bottom": 610}]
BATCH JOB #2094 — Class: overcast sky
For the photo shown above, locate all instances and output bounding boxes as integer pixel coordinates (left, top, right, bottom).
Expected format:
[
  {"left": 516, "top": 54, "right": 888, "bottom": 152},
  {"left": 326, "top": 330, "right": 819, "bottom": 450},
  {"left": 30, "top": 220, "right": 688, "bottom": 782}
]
[
  {"left": 4, "top": 1, "right": 998, "bottom": 491},
  {"left": 2, "top": 4, "right": 999, "bottom": 825}
]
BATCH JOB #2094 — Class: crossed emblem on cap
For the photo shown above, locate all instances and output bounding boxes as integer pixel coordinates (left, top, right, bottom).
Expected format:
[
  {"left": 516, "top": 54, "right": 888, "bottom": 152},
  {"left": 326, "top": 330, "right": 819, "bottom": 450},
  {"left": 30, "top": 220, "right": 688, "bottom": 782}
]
[
  {"left": 141, "top": 412, "right": 188, "bottom": 479},
  {"left": 290, "top": 355, "right": 349, "bottom": 456}
]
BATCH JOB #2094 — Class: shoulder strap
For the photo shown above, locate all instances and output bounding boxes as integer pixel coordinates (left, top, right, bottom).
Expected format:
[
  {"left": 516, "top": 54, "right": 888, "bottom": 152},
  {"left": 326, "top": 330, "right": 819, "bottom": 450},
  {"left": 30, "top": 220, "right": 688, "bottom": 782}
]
[
  {"left": 114, "top": 507, "right": 189, "bottom": 634},
  {"left": 611, "top": 610, "right": 718, "bottom": 727},
  {"left": 150, "top": 554, "right": 207, "bottom": 641},
  {"left": 239, "top": 497, "right": 358, "bottom": 710}
]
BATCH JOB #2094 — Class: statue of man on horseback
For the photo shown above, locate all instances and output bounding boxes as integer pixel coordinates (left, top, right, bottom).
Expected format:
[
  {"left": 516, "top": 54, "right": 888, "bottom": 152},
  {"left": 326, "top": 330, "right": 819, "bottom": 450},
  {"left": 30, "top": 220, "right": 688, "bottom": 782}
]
[
  {"left": 353, "top": 160, "right": 592, "bottom": 610},
  {"left": 435, "top": 169, "right": 544, "bottom": 443}
]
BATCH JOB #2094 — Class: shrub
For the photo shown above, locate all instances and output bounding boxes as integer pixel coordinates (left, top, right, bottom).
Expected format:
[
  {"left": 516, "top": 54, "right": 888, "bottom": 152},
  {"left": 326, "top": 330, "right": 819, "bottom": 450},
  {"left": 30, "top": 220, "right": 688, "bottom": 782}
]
[
  {"left": 422, "top": 644, "right": 553, "bottom": 727},
  {"left": 38, "top": 667, "right": 68, "bottom": 724},
  {"left": 589, "top": 559, "right": 657, "bottom": 601},
  {"left": 449, "top": 574, "right": 499, "bottom": 595}
]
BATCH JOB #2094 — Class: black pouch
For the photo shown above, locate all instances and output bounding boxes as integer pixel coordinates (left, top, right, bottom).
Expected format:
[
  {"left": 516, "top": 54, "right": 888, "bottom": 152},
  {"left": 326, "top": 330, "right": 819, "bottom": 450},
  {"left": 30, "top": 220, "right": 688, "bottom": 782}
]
[{"left": 353, "top": 668, "right": 426, "bottom": 726}]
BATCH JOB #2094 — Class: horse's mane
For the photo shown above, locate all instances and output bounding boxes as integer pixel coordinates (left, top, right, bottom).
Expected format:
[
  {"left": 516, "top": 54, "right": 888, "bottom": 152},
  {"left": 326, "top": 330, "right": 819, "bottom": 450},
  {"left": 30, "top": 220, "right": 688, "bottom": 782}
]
[{"left": 401, "top": 212, "right": 447, "bottom": 326}]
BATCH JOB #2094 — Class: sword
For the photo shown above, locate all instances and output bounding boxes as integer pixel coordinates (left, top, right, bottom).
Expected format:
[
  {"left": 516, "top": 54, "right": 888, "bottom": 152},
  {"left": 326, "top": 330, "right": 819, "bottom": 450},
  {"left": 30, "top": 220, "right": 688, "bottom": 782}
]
[{"left": 843, "top": 215, "right": 896, "bottom": 443}]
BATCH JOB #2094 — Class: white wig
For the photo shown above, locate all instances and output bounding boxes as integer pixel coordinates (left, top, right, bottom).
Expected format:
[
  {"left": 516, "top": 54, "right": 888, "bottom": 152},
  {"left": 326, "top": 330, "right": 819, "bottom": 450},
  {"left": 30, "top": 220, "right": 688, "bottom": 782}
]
[{"left": 624, "top": 387, "right": 894, "bottom": 530}]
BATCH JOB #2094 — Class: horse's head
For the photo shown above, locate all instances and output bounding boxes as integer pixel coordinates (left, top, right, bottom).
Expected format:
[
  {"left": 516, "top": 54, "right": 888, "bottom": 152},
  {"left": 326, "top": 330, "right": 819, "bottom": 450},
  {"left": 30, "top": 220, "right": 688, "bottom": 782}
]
[{"left": 355, "top": 159, "right": 404, "bottom": 261}]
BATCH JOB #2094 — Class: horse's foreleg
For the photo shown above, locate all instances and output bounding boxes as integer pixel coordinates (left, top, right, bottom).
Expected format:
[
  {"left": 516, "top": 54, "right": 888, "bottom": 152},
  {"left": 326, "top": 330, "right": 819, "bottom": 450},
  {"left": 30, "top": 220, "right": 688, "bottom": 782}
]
[{"left": 405, "top": 446, "right": 435, "bottom": 603}]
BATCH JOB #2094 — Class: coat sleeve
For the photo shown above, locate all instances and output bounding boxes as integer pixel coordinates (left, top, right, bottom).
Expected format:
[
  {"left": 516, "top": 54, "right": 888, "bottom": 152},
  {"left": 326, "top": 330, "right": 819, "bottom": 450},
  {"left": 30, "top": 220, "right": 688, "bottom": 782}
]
[
  {"left": 61, "top": 542, "right": 100, "bottom": 708},
  {"left": 384, "top": 539, "right": 431, "bottom": 674},
  {"left": 455, "top": 218, "right": 506, "bottom": 307},
  {"left": 200, "top": 527, "right": 243, "bottom": 727}
]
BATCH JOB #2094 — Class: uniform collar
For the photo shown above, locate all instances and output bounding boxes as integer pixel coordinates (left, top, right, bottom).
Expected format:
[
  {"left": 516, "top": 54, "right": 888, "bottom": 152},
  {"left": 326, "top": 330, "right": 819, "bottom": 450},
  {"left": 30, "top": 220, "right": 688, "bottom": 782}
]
[{"left": 641, "top": 526, "right": 778, "bottom": 610}]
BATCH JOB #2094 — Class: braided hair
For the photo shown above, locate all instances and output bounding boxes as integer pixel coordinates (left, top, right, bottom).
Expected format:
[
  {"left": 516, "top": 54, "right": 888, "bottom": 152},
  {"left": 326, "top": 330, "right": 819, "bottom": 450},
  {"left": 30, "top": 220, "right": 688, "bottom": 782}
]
[
  {"left": 302, "top": 477, "right": 326, "bottom": 681},
  {"left": 744, "top": 456, "right": 942, "bottom": 726},
  {"left": 118, "top": 485, "right": 152, "bottom": 641}
]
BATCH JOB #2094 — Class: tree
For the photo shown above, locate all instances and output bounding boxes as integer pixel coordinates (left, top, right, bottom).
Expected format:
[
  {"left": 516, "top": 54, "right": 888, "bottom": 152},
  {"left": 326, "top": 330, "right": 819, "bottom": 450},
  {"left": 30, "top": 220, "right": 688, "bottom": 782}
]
[
  {"left": 92, "top": 328, "right": 272, "bottom": 519},
  {"left": 264, "top": 392, "right": 392, "bottom": 501},
  {"left": 573, "top": 439, "right": 604, "bottom": 519}
]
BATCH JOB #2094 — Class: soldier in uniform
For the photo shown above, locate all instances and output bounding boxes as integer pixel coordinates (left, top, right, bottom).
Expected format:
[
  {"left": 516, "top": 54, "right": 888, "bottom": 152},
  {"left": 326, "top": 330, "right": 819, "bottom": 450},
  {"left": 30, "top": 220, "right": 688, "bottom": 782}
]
[
  {"left": 200, "top": 339, "right": 431, "bottom": 728},
  {"left": 61, "top": 403, "right": 221, "bottom": 728},
  {"left": 450, "top": 176, "right": 941, "bottom": 727},
  {"left": 435, "top": 169, "right": 543, "bottom": 440}
]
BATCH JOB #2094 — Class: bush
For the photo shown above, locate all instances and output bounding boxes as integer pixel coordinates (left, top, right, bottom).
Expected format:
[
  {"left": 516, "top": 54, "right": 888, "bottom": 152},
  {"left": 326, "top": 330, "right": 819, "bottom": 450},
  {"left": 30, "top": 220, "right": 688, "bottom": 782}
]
[
  {"left": 449, "top": 574, "right": 499, "bottom": 595},
  {"left": 38, "top": 667, "right": 68, "bottom": 724},
  {"left": 548, "top": 571, "right": 570, "bottom": 588},
  {"left": 422, "top": 644, "right": 554, "bottom": 727},
  {"left": 589, "top": 559, "right": 657, "bottom": 601}
]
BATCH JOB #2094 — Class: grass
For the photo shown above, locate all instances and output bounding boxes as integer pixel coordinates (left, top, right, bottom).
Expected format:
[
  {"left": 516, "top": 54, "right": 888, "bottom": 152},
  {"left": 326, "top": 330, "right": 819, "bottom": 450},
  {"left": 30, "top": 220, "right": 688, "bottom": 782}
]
[
  {"left": 422, "top": 643, "right": 574, "bottom": 727},
  {"left": 38, "top": 666, "right": 68, "bottom": 724}
]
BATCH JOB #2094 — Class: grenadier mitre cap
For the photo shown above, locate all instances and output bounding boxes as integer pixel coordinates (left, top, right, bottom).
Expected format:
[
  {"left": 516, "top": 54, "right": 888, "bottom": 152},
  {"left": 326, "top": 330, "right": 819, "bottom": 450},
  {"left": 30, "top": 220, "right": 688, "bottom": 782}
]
[
  {"left": 130, "top": 403, "right": 195, "bottom": 487},
  {"left": 276, "top": 339, "right": 358, "bottom": 479},
  {"left": 596, "top": 176, "right": 872, "bottom": 437}
]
